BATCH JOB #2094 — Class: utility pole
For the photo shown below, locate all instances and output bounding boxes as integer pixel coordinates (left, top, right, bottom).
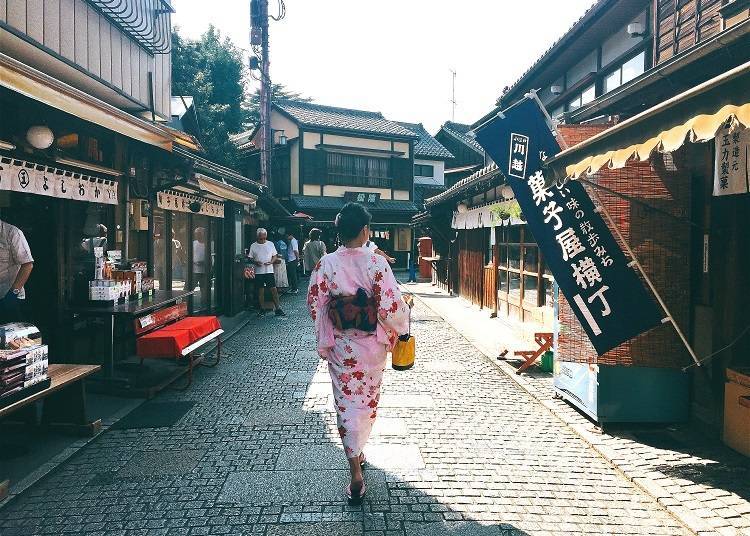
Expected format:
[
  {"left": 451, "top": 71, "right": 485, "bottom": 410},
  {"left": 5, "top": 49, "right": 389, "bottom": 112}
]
[
  {"left": 449, "top": 69, "right": 457, "bottom": 122},
  {"left": 251, "top": 0, "right": 271, "bottom": 186}
]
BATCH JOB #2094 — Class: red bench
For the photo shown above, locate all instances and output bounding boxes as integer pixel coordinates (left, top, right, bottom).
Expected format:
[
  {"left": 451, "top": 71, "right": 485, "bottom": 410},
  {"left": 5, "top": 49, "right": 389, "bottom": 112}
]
[{"left": 134, "top": 303, "right": 223, "bottom": 387}]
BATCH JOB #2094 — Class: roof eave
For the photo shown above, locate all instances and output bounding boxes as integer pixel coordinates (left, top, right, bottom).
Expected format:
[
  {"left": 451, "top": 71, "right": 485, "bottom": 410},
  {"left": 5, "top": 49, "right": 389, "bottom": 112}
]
[{"left": 498, "top": 0, "right": 616, "bottom": 106}]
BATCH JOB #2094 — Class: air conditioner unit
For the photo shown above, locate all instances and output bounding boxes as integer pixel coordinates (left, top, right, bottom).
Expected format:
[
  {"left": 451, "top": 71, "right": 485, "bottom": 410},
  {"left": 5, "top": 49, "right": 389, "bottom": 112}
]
[
  {"left": 627, "top": 22, "right": 645, "bottom": 37},
  {"left": 129, "top": 199, "right": 150, "bottom": 231}
]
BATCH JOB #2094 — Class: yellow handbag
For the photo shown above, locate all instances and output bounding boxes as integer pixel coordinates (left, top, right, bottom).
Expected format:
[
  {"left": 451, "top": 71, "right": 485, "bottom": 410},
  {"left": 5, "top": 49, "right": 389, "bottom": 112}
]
[{"left": 392, "top": 297, "right": 415, "bottom": 370}]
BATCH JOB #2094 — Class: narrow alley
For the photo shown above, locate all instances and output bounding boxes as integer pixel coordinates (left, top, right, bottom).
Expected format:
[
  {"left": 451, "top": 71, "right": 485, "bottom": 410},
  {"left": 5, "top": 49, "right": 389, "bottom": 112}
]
[{"left": 0, "top": 291, "right": 688, "bottom": 536}]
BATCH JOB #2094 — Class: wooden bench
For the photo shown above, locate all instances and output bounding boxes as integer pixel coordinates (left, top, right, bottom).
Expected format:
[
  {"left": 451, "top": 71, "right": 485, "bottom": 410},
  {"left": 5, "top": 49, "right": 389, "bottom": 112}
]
[
  {"left": 0, "top": 363, "right": 101, "bottom": 501},
  {"left": 134, "top": 303, "right": 223, "bottom": 388}
]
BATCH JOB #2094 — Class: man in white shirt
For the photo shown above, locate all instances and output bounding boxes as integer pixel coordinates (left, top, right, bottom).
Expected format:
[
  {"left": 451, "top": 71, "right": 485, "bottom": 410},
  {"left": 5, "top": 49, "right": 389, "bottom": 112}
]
[
  {"left": 0, "top": 218, "right": 34, "bottom": 323},
  {"left": 286, "top": 231, "right": 300, "bottom": 294},
  {"left": 249, "top": 228, "right": 285, "bottom": 316},
  {"left": 192, "top": 226, "right": 207, "bottom": 302}
]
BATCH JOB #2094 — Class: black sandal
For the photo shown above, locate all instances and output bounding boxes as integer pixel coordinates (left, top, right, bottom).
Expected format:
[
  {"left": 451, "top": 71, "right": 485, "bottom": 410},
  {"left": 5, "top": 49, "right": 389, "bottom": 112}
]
[{"left": 345, "top": 481, "right": 366, "bottom": 505}]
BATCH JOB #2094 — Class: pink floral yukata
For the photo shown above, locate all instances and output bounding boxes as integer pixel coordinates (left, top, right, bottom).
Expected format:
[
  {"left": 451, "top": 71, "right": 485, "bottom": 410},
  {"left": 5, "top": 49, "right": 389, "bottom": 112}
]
[{"left": 307, "top": 246, "right": 409, "bottom": 459}]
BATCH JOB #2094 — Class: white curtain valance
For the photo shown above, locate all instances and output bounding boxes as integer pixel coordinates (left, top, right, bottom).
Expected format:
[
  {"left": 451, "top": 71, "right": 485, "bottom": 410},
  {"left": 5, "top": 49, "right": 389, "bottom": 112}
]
[{"left": 0, "top": 156, "right": 118, "bottom": 205}]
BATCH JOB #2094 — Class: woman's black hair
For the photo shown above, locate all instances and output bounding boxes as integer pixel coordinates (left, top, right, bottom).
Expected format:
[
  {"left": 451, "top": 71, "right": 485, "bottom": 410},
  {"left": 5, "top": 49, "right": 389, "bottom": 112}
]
[
  {"left": 336, "top": 202, "right": 372, "bottom": 243},
  {"left": 309, "top": 228, "right": 322, "bottom": 241}
]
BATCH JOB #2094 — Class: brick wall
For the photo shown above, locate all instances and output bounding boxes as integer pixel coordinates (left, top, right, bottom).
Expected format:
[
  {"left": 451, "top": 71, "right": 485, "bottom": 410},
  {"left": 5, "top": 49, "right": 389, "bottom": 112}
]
[{"left": 554, "top": 124, "right": 692, "bottom": 369}]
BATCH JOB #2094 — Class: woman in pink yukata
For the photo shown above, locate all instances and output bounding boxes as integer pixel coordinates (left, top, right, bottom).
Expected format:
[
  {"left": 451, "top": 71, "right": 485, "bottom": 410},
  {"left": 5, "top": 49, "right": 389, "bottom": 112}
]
[{"left": 307, "top": 202, "right": 411, "bottom": 504}]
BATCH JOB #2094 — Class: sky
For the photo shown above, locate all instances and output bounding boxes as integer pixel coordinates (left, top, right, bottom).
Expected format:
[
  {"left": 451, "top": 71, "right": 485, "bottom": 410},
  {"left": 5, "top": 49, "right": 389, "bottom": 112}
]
[{"left": 172, "top": 0, "right": 595, "bottom": 134}]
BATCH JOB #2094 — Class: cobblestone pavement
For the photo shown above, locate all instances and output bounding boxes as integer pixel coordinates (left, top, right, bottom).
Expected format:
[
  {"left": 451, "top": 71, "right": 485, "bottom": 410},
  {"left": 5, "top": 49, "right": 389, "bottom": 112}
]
[
  {"left": 408, "top": 282, "right": 750, "bottom": 536},
  {"left": 0, "top": 289, "right": 690, "bottom": 535}
]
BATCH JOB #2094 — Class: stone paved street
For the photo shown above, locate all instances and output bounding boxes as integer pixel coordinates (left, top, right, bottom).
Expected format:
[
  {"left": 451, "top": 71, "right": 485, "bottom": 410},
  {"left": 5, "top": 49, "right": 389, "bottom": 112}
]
[{"left": 0, "top": 290, "right": 690, "bottom": 536}]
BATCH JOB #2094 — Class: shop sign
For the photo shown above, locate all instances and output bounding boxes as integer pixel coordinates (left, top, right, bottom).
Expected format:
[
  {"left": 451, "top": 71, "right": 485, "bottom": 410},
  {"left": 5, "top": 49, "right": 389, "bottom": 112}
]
[
  {"left": 345, "top": 191, "right": 380, "bottom": 204},
  {"left": 0, "top": 157, "right": 118, "bottom": 205},
  {"left": 157, "top": 189, "right": 224, "bottom": 218},
  {"left": 713, "top": 123, "right": 749, "bottom": 196},
  {"left": 475, "top": 97, "right": 663, "bottom": 356}
]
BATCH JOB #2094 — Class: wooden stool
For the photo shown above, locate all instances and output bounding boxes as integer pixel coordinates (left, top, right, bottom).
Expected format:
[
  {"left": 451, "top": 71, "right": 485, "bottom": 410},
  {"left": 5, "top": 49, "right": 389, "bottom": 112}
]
[{"left": 514, "top": 332, "right": 553, "bottom": 374}]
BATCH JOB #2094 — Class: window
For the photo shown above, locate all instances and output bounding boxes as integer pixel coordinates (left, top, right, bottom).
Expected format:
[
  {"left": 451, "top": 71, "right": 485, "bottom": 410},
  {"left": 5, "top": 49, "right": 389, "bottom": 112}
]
[
  {"left": 171, "top": 212, "right": 189, "bottom": 291},
  {"left": 153, "top": 208, "right": 167, "bottom": 291},
  {"left": 414, "top": 163, "right": 434, "bottom": 177},
  {"left": 604, "top": 51, "right": 646, "bottom": 94},
  {"left": 497, "top": 225, "right": 551, "bottom": 319},
  {"left": 326, "top": 152, "right": 391, "bottom": 187},
  {"left": 601, "top": 11, "right": 647, "bottom": 65},
  {"left": 192, "top": 215, "right": 210, "bottom": 313},
  {"left": 567, "top": 84, "right": 596, "bottom": 111}
]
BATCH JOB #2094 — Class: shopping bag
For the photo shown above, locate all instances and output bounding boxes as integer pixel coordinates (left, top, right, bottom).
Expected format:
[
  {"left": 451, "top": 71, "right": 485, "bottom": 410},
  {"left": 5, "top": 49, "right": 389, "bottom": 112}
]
[{"left": 392, "top": 295, "right": 415, "bottom": 370}]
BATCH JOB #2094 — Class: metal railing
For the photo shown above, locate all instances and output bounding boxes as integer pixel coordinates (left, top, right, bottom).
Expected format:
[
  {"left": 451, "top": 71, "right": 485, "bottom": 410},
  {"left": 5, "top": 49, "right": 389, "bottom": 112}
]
[{"left": 88, "top": 0, "right": 173, "bottom": 54}]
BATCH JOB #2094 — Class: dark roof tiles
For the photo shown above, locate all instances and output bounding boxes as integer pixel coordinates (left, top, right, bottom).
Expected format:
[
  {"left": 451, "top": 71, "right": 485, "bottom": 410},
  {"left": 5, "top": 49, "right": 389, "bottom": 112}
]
[
  {"left": 275, "top": 100, "right": 417, "bottom": 138},
  {"left": 396, "top": 122, "right": 454, "bottom": 160},
  {"left": 440, "top": 121, "right": 485, "bottom": 154},
  {"left": 289, "top": 195, "right": 419, "bottom": 214}
]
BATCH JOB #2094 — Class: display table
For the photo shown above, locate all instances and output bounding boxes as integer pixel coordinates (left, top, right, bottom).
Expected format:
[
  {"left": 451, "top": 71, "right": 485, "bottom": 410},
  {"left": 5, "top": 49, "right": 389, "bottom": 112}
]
[
  {"left": 68, "top": 290, "right": 195, "bottom": 384},
  {"left": 0, "top": 363, "right": 101, "bottom": 501}
]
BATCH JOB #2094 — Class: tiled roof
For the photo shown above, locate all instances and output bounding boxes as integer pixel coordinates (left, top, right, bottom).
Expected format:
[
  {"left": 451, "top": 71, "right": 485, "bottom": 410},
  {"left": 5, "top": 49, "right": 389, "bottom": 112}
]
[
  {"left": 396, "top": 122, "right": 454, "bottom": 160},
  {"left": 424, "top": 163, "right": 500, "bottom": 207},
  {"left": 289, "top": 195, "right": 419, "bottom": 214},
  {"left": 414, "top": 184, "right": 446, "bottom": 207},
  {"left": 498, "top": 0, "right": 610, "bottom": 106},
  {"left": 275, "top": 100, "right": 417, "bottom": 138},
  {"left": 440, "top": 121, "right": 485, "bottom": 155}
]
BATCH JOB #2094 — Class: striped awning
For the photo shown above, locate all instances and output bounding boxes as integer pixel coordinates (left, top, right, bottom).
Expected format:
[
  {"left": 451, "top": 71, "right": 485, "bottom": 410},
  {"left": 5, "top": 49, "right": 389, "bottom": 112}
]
[{"left": 547, "top": 60, "right": 750, "bottom": 182}]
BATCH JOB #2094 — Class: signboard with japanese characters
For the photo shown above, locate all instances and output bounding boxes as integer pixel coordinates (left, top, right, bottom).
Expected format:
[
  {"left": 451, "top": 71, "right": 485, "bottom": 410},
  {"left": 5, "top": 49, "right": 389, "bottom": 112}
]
[
  {"left": 157, "top": 190, "right": 225, "bottom": 218},
  {"left": 713, "top": 123, "right": 749, "bottom": 196},
  {"left": 344, "top": 191, "right": 381, "bottom": 205},
  {"left": 475, "top": 97, "right": 663, "bottom": 355},
  {"left": 0, "top": 157, "right": 118, "bottom": 205}
]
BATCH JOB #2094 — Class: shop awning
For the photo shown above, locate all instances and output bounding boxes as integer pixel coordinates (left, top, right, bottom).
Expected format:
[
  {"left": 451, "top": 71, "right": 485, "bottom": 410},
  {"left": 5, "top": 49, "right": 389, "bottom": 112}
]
[
  {"left": 546, "top": 60, "right": 750, "bottom": 182},
  {"left": 196, "top": 175, "right": 256, "bottom": 206},
  {"left": 0, "top": 52, "right": 173, "bottom": 151},
  {"left": 451, "top": 200, "right": 524, "bottom": 230}
]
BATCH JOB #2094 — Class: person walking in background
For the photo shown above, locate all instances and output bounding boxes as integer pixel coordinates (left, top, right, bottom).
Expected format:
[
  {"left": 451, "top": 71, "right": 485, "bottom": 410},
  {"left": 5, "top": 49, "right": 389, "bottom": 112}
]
[
  {"left": 286, "top": 231, "right": 300, "bottom": 294},
  {"left": 272, "top": 231, "right": 289, "bottom": 292},
  {"left": 307, "top": 203, "right": 410, "bottom": 504},
  {"left": 302, "top": 228, "right": 326, "bottom": 276},
  {"left": 192, "top": 226, "right": 207, "bottom": 301},
  {"left": 249, "top": 228, "right": 285, "bottom": 317}
]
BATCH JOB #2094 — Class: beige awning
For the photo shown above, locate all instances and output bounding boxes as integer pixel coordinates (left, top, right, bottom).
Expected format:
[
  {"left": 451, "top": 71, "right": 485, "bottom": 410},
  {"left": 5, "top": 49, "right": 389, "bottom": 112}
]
[
  {"left": 0, "top": 52, "right": 173, "bottom": 151},
  {"left": 197, "top": 175, "right": 257, "bottom": 206},
  {"left": 547, "top": 60, "right": 750, "bottom": 181}
]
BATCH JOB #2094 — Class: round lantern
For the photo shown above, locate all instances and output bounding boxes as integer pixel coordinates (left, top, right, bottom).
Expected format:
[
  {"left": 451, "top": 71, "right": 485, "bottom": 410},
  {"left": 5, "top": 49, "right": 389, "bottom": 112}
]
[{"left": 26, "top": 125, "right": 54, "bottom": 149}]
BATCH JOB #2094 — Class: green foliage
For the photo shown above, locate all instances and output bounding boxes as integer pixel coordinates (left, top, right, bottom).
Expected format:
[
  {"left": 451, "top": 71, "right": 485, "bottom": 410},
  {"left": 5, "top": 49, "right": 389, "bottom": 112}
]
[
  {"left": 171, "top": 26, "right": 310, "bottom": 170},
  {"left": 490, "top": 201, "right": 524, "bottom": 223},
  {"left": 172, "top": 26, "right": 246, "bottom": 168},
  {"left": 245, "top": 83, "right": 311, "bottom": 127}
]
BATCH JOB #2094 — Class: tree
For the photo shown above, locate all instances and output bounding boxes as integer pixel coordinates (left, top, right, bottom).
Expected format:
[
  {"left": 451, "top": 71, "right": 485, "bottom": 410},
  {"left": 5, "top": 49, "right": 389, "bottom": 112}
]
[
  {"left": 244, "top": 83, "right": 311, "bottom": 127},
  {"left": 172, "top": 26, "right": 246, "bottom": 168}
]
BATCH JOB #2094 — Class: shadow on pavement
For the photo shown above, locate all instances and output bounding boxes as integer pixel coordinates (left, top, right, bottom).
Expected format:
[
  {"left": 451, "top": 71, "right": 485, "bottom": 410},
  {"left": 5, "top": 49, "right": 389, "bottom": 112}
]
[
  {"left": 0, "top": 294, "right": 533, "bottom": 536},
  {"left": 606, "top": 424, "right": 750, "bottom": 503}
]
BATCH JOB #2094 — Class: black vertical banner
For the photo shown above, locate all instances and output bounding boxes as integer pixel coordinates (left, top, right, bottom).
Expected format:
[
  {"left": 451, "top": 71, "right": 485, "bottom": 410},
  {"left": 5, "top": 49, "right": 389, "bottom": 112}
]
[{"left": 474, "top": 98, "right": 662, "bottom": 355}]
